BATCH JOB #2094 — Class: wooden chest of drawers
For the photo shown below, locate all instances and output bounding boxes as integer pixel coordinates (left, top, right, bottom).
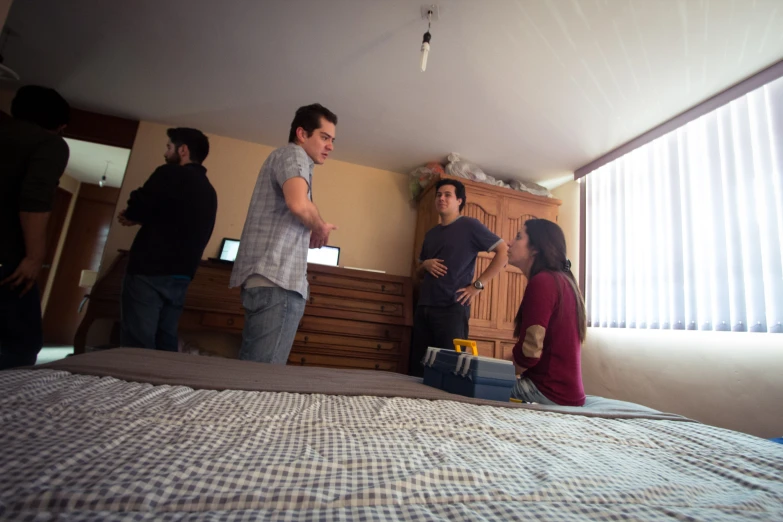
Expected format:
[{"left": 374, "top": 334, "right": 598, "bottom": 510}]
[{"left": 75, "top": 252, "right": 413, "bottom": 373}]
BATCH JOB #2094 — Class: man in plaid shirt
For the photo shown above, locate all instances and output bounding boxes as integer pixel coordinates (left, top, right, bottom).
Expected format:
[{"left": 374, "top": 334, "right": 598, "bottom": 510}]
[{"left": 230, "top": 104, "right": 338, "bottom": 364}]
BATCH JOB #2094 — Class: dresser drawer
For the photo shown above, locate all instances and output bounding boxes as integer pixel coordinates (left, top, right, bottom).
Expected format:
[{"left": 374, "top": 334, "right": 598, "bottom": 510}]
[
  {"left": 476, "top": 339, "right": 495, "bottom": 358},
  {"left": 200, "top": 312, "right": 244, "bottom": 330},
  {"left": 186, "top": 311, "right": 408, "bottom": 342},
  {"left": 288, "top": 351, "right": 397, "bottom": 371},
  {"left": 500, "top": 342, "right": 516, "bottom": 362},
  {"left": 185, "top": 266, "right": 242, "bottom": 313},
  {"left": 307, "top": 272, "right": 404, "bottom": 296},
  {"left": 298, "top": 315, "right": 407, "bottom": 341},
  {"left": 307, "top": 293, "right": 404, "bottom": 318},
  {"left": 294, "top": 331, "right": 399, "bottom": 356}
]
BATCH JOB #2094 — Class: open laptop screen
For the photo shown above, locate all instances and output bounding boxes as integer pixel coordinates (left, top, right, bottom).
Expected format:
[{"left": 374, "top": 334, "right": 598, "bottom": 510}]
[
  {"left": 307, "top": 245, "right": 340, "bottom": 267},
  {"left": 218, "top": 238, "right": 339, "bottom": 267},
  {"left": 218, "top": 238, "right": 240, "bottom": 262}
]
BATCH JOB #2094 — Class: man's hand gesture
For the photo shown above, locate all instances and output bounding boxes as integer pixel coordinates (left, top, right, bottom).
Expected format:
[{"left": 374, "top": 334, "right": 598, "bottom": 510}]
[
  {"left": 310, "top": 222, "right": 338, "bottom": 249},
  {"left": 421, "top": 258, "right": 447, "bottom": 278}
]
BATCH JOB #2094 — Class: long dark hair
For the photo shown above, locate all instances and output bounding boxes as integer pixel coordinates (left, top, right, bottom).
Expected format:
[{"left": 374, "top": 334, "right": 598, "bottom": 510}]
[{"left": 513, "top": 219, "right": 586, "bottom": 342}]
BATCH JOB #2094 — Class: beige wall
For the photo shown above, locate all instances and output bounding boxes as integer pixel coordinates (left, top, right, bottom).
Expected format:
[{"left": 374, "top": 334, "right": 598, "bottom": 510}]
[
  {"left": 58, "top": 171, "right": 80, "bottom": 193},
  {"left": 101, "top": 121, "right": 417, "bottom": 277},
  {"left": 583, "top": 328, "right": 783, "bottom": 438},
  {"left": 556, "top": 178, "right": 783, "bottom": 438},
  {"left": 551, "top": 180, "right": 580, "bottom": 286},
  {"left": 41, "top": 173, "right": 80, "bottom": 312}
]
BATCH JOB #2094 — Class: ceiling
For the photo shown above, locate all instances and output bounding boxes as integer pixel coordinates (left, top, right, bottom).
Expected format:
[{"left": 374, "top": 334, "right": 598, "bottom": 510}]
[
  {"left": 63, "top": 138, "right": 130, "bottom": 188},
  {"left": 5, "top": 0, "right": 783, "bottom": 186}
]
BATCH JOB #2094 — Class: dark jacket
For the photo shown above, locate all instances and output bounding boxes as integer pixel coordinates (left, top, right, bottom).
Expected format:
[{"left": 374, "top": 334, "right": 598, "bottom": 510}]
[
  {"left": 0, "top": 117, "right": 69, "bottom": 267},
  {"left": 125, "top": 163, "right": 217, "bottom": 278}
]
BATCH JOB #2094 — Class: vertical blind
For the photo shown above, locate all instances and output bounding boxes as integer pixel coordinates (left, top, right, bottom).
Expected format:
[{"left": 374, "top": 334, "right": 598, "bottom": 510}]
[{"left": 585, "top": 75, "right": 783, "bottom": 333}]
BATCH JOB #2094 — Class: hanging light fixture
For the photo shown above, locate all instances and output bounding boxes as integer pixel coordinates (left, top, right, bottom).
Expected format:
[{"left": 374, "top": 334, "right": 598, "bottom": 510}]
[
  {"left": 99, "top": 161, "right": 110, "bottom": 188},
  {"left": 420, "top": 9, "right": 432, "bottom": 72}
]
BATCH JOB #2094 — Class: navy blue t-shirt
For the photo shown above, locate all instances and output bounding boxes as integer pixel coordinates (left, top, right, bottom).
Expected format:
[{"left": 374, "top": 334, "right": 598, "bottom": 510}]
[{"left": 418, "top": 216, "right": 502, "bottom": 307}]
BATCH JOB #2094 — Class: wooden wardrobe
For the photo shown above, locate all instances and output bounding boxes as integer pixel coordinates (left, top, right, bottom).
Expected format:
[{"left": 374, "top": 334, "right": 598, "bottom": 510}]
[{"left": 412, "top": 174, "right": 561, "bottom": 361}]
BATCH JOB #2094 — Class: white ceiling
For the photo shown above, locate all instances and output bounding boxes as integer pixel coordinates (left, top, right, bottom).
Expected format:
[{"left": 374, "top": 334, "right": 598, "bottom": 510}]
[
  {"left": 5, "top": 0, "right": 783, "bottom": 185},
  {"left": 63, "top": 138, "right": 130, "bottom": 188}
]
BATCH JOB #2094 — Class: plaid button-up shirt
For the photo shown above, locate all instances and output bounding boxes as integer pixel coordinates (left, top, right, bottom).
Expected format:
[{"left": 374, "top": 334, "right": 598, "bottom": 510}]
[{"left": 230, "top": 143, "right": 314, "bottom": 298}]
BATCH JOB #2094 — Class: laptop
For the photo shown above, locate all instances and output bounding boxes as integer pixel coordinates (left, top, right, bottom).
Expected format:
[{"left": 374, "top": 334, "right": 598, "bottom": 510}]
[{"left": 211, "top": 238, "right": 340, "bottom": 267}]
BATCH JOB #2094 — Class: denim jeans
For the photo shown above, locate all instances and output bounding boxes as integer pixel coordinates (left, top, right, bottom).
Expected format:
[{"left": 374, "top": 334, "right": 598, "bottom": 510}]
[
  {"left": 410, "top": 303, "right": 470, "bottom": 376},
  {"left": 239, "top": 286, "right": 306, "bottom": 364},
  {"left": 512, "top": 376, "right": 558, "bottom": 405},
  {"left": 121, "top": 274, "right": 190, "bottom": 351},
  {"left": 0, "top": 264, "right": 43, "bottom": 369}
]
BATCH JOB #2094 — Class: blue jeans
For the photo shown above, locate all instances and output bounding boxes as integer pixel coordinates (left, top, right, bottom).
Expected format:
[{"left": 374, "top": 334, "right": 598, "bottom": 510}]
[
  {"left": 239, "top": 286, "right": 306, "bottom": 364},
  {"left": 512, "top": 376, "right": 558, "bottom": 405},
  {"left": 121, "top": 274, "right": 190, "bottom": 351},
  {"left": 0, "top": 264, "right": 43, "bottom": 369}
]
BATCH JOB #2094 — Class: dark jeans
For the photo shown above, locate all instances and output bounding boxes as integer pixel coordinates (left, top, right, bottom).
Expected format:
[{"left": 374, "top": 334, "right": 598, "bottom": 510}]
[
  {"left": 410, "top": 303, "right": 470, "bottom": 376},
  {"left": 121, "top": 274, "right": 190, "bottom": 351},
  {"left": 0, "top": 264, "right": 43, "bottom": 370}
]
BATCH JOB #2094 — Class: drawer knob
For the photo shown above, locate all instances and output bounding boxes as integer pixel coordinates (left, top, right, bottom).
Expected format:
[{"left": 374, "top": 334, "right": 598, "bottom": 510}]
[
  {"left": 374, "top": 364, "right": 380, "bottom": 369},
  {"left": 384, "top": 329, "right": 390, "bottom": 338},
  {"left": 226, "top": 318, "right": 234, "bottom": 326},
  {"left": 304, "top": 336, "right": 309, "bottom": 343},
  {"left": 381, "top": 284, "right": 386, "bottom": 291},
  {"left": 380, "top": 305, "right": 385, "bottom": 312},
  {"left": 309, "top": 296, "right": 314, "bottom": 304},
  {"left": 300, "top": 357, "right": 306, "bottom": 365},
  {"left": 376, "top": 344, "right": 381, "bottom": 350}
]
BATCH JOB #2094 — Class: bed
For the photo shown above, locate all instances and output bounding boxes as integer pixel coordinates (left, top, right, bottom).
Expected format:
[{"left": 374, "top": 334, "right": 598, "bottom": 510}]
[{"left": 1, "top": 349, "right": 781, "bottom": 521}]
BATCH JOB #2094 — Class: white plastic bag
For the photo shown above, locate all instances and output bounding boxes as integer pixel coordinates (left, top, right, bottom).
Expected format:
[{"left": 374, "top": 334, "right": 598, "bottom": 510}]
[
  {"left": 509, "top": 179, "right": 552, "bottom": 197},
  {"left": 445, "top": 152, "right": 487, "bottom": 182}
]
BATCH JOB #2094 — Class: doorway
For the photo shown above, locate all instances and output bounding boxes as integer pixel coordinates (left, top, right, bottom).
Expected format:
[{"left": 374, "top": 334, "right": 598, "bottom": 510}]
[
  {"left": 40, "top": 139, "right": 131, "bottom": 346},
  {"left": 37, "top": 187, "right": 72, "bottom": 295}
]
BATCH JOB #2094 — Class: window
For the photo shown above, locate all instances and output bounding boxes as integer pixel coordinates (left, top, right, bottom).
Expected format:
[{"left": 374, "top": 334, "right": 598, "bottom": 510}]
[{"left": 585, "top": 75, "right": 783, "bottom": 333}]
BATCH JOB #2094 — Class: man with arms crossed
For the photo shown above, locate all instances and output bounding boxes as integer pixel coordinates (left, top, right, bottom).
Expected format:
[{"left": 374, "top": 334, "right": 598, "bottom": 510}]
[
  {"left": 411, "top": 178, "right": 508, "bottom": 375},
  {"left": 230, "top": 104, "right": 338, "bottom": 364},
  {"left": 118, "top": 128, "right": 217, "bottom": 351}
]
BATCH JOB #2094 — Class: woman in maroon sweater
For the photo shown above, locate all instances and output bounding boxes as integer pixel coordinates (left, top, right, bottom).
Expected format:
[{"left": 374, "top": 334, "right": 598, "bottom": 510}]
[{"left": 508, "top": 219, "right": 587, "bottom": 406}]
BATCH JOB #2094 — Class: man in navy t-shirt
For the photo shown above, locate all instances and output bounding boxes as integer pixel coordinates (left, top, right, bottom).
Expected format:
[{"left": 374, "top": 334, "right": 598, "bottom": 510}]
[{"left": 411, "top": 178, "right": 508, "bottom": 375}]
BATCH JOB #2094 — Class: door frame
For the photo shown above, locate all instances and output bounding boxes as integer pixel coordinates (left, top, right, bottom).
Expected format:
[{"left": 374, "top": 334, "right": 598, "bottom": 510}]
[{"left": 44, "top": 107, "right": 139, "bottom": 345}]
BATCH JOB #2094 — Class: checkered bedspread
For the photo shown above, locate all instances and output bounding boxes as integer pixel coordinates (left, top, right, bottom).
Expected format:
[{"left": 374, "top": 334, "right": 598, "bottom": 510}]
[{"left": 1, "top": 369, "right": 782, "bottom": 521}]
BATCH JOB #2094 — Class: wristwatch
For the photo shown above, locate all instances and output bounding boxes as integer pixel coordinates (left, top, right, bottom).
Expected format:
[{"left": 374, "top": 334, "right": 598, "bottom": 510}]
[{"left": 473, "top": 280, "right": 484, "bottom": 290}]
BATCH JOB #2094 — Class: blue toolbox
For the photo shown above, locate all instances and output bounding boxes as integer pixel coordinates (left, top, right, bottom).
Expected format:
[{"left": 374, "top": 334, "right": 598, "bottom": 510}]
[
  {"left": 422, "top": 339, "right": 517, "bottom": 402},
  {"left": 422, "top": 347, "right": 447, "bottom": 389}
]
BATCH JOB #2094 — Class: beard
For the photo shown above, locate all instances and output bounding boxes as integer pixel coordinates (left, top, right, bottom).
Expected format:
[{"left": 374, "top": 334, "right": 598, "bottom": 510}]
[{"left": 165, "top": 151, "right": 181, "bottom": 165}]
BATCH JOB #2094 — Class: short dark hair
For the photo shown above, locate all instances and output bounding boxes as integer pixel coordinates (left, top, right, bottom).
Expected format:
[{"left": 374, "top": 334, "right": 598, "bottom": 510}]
[
  {"left": 11, "top": 85, "right": 70, "bottom": 131},
  {"left": 288, "top": 103, "right": 337, "bottom": 143},
  {"left": 167, "top": 127, "right": 210, "bottom": 164},
  {"left": 435, "top": 178, "right": 466, "bottom": 212}
]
